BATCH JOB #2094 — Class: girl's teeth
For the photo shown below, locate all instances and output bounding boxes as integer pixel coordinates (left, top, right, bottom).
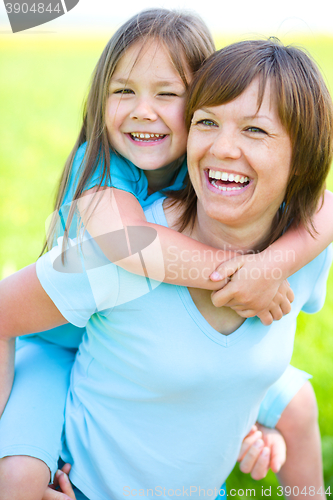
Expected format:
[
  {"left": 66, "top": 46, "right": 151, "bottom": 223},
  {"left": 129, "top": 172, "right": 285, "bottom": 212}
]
[
  {"left": 209, "top": 169, "right": 249, "bottom": 183},
  {"left": 131, "top": 132, "right": 164, "bottom": 139}
]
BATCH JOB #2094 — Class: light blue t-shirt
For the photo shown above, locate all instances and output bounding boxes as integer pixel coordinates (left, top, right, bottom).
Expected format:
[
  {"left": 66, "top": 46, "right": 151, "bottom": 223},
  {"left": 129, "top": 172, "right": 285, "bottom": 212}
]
[{"left": 36, "top": 197, "right": 332, "bottom": 500}]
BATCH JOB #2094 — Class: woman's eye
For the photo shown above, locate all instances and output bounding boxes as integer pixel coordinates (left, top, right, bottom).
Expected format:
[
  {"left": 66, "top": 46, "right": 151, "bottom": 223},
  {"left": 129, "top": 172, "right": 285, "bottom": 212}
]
[
  {"left": 113, "top": 89, "right": 134, "bottom": 95},
  {"left": 245, "top": 126, "right": 267, "bottom": 134},
  {"left": 196, "top": 119, "right": 217, "bottom": 127}
]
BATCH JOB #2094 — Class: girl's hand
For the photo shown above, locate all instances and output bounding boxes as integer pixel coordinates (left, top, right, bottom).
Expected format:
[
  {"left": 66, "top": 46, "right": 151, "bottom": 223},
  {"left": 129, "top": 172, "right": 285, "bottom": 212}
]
[
  {"left": 238, "top": 424, "right": 286, "bottom": 480},
  {"left": 42, "top": 464, "right": 76, "bottom": 500},
  {"left": 210, "top": 253, "right": 294, "bottom": 325}
]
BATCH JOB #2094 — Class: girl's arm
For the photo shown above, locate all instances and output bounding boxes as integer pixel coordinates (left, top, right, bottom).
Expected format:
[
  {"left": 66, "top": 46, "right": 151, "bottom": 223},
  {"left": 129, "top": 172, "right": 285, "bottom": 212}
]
[
  {"left": 76, "top": 187, "right": 293, "bottom": 324},
  {"left": 0, "top": 265, "right": 67, "bottom": 415},
  {"left": 211, "top": 190, "right": 333, "bottom": 316},
  {"left": 77, "top": 187, "right": 238, "bottom": 289}
]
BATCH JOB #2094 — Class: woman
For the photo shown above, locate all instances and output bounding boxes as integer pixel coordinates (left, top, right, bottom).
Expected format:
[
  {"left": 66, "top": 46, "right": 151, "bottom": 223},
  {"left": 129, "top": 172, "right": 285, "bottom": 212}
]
[{"left": 0, "top": 39, "right": 332, "bottom": 499}]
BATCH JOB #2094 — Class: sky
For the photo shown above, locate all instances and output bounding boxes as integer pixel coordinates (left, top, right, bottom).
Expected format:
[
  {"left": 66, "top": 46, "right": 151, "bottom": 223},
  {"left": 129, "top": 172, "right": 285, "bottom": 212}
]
[{"left": 0, "top": 0, "right": 333, "bottom": 35}]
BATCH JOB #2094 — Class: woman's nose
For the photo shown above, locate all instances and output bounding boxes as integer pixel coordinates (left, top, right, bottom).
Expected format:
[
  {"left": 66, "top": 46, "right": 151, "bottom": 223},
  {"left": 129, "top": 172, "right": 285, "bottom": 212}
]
[
  {"left": 209, "top": 129, "right": 242, "bottom": 160},
  {"left": 129, "top": 98, "right": 158, "bottom": 121}
]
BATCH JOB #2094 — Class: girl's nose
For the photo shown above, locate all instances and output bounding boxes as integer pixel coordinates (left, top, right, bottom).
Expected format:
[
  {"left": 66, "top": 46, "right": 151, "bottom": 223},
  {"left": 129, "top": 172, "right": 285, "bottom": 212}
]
[
  {"left": 129, "top": 98, "right": 158, "bottom": 121},
  {"left": 209, "top": 129, "right": 242, "bottom": 160}
]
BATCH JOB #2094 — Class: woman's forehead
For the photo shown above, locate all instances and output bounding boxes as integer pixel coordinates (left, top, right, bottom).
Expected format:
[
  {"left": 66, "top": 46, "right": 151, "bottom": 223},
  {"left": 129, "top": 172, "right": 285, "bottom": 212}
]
[{"left": 193, "top": 78, "right": 279, "bottom": 118}]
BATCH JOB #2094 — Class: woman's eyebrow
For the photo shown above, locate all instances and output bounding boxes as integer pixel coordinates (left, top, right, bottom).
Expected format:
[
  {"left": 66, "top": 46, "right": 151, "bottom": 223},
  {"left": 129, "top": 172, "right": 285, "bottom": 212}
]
[
  {"left": 243, "top": 114, "right": 273, "bottom": 122},
  {"left": 199, "top": 107, "right": 217, "bottom": 115}
]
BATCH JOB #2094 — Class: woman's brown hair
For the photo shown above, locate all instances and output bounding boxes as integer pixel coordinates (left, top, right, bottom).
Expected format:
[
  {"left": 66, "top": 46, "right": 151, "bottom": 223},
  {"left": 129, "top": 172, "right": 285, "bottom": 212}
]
[
  {"left": 174, "top": 39, "right": 333, "bottom": 246},
  {"left": 42, "top": 8, "right": 215, "bottom": 253}
]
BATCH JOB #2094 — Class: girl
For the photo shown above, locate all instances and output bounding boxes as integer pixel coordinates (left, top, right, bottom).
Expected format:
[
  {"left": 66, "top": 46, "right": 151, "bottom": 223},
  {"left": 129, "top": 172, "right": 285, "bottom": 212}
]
[{"left": 0, "top": 9, "right": 332, "bottom": 500}]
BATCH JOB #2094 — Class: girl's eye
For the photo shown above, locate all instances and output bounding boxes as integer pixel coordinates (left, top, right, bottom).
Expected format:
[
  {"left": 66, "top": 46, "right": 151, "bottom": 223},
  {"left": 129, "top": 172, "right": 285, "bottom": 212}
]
[
  {"left": 113, "top": 89, "right": 134, "bottom": 95},
  {"left": 245, "top": 126, "right": 267, "bottom": 134},
  {"left": 196, "top": 119, "right": 217, "bottom": 127},
  {"left": 158, "top": 92, "right": 178, "bottom": 97}
]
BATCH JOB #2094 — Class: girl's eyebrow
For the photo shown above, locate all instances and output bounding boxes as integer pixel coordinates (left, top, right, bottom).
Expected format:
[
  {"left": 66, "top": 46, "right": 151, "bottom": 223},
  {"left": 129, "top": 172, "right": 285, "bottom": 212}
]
[
  {"left": 110, "top": 78, "right": 132, "bottom": 85},
  {"left": 110, "top": 77, "right": 183, "bottom": 87}
]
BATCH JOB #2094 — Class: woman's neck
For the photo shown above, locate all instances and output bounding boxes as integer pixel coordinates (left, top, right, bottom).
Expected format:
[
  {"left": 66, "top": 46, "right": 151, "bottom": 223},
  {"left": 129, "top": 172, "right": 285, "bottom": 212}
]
[{"left": 166, "top": 198, "right": 275, "bottom": 255}]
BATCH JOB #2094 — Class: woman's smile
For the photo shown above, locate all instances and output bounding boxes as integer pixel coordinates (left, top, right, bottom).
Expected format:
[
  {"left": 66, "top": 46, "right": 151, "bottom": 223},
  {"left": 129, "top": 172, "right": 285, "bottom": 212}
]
[{"left": 206, "top": 169, "right": 250, "bottom": 195}]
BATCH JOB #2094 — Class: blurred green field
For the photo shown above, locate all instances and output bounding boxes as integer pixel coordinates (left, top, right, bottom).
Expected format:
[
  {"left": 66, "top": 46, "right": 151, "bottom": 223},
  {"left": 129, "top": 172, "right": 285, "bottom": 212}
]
[{"left": 0, "top": 33, "right": 332, "bottom": 498}]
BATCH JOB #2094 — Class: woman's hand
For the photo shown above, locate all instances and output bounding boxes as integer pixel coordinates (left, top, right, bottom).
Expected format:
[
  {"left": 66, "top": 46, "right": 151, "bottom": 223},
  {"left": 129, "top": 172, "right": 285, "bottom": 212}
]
[
  {"left": 210, "top": 253, "right": 295, "bottom": 325},
  {"left": 42, "top": 464, "right": 76, "bottom": 500},
  {"left": 238, "top": 424, "right": 286, "bottom": 480}
]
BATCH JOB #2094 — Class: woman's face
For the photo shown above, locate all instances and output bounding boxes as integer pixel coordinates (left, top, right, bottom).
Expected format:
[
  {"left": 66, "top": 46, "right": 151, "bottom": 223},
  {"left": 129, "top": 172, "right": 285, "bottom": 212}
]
[{"left": 187, "top": 78, "right": 292, "bottom": 231}]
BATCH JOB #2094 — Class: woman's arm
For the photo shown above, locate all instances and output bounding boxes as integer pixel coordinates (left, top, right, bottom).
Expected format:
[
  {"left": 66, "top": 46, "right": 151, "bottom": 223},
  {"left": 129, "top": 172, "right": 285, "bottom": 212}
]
[{"left": 0, "top": 264, "right": 67, "bottom": 415}]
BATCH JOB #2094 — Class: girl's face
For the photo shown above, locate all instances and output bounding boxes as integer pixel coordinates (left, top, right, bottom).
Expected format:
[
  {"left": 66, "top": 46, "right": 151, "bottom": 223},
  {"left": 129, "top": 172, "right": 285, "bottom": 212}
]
[
  {"left": 105, "top": 39, "right": 190, "bottom": 172},
  {"left": 187, "top": 78, "right": 292, "bottom": 233}
]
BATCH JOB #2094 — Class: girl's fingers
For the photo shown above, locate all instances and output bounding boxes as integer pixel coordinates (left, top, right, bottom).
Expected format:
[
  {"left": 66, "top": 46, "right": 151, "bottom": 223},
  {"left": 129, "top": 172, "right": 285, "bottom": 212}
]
[
  {"left": 250, "top": 446, "right": 271, "bottom": 480},
  {"left": 57, "top": 472, "right": 77, "bottom": 500},
  {"left": 269, "top": 436, "right": 287, "bottom": 473},
  {"left": 239, "top": 439, "right": 265, "bottom": 474},
  {"left": 237, "top": 431, "right": 263, "bottom": 461},
  {"left": 42, "top": 485, "right": 73, "bottom": 500},
  {"left": 256, "top": 310, "right": 274, "bottom": 326},
  {"left": 60, "top": 463, "right": 72, "bottom": 475},
  {"left": 210, "top": 259, "right": 243, "bottom": 282},
  {"left": 267, "top": 303, "right": 284, "bottom": 321},
  {"left": 286, "top": 286, "right": 295, "bottom": 303},
  {"left": 211, "top": 287, "right": 235, "bottom": 308},
  {"left": 45, "top": 470, "right": 76, "bottom": 500}
]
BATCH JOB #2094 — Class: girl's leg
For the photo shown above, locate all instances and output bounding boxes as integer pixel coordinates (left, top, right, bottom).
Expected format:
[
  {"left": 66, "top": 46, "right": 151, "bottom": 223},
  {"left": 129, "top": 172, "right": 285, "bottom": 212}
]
[
  {"left": 276, "top": 381, "right": 326, "bottom": 499},
  {"left": 258, "top": 366, "right": 325, "bottom": 499},
  {"left": 0, "top": 336, "right": 77, "bottom": 500}
]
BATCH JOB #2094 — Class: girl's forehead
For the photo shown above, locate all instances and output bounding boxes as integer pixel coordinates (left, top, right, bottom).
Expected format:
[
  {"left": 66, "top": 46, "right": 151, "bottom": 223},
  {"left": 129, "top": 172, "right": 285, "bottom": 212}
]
[{"left": 111, "top": 39, "right": 191, "bottom": 83}]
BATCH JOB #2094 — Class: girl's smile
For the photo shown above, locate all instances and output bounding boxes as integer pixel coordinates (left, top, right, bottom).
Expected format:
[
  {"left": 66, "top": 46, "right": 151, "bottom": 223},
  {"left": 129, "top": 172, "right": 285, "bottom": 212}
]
[{"left": 105, "top": 39, "right": 190, "bottom": 173}]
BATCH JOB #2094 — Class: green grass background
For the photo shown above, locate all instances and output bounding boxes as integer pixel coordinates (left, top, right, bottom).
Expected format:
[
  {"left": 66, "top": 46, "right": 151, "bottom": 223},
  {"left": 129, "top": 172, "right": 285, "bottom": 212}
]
[{"left": 0, "top": 32, "right": 332, "bottom": 498}]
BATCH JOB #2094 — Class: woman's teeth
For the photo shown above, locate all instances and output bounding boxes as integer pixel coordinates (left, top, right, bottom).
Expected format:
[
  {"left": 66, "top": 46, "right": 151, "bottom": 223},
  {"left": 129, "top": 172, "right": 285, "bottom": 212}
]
[
  {"left": 208, "top": 169, "right": 249, "bottom": 192},
  {"left": 130, "top": 132, "right": 165, "bottom": 141},
  {"left": 210, "top": 180, "right": 243, "bottom": 191},
  {"left": 208, "top": 169, "right": 249, "bottom": 184}
]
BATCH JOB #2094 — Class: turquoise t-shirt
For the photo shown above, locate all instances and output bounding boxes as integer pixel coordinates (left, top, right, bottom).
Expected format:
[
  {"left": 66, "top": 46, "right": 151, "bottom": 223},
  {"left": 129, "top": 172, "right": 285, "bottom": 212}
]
[
  {"left": 36, "top": 197, "right": 332, "bottom": 500},
  {"left": 63, "top": 142, "right": 187, "bottom": 206},
  {"left": 33, "top": 142, "right": 187, "bottom": 347}
]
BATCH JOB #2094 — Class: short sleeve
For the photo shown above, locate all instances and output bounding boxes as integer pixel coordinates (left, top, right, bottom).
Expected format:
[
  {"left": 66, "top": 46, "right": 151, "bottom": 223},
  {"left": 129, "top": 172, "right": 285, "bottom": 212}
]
[
  {"left": 63, "top": 142, "right": 148, "bottom": 205},
  {"left": 257, "top": 365, "right": 312, "bottom": 428},
  {"left": 302, "top": 245, "right": 332, "bottom": 314},
  {"left": 36, "top": 233, "right": 119, "bottom": 328}
]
